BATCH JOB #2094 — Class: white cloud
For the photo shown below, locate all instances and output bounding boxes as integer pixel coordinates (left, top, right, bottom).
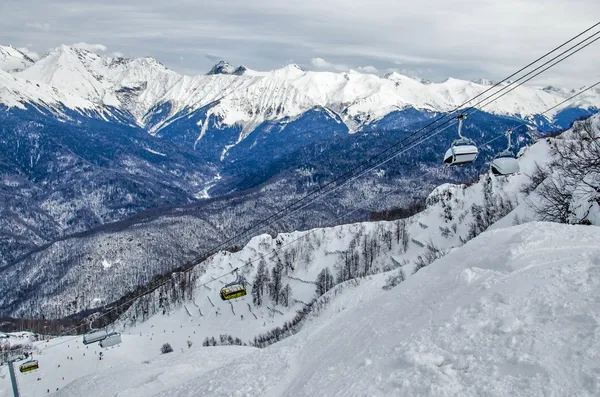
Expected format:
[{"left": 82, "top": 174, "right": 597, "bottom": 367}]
[
  {"left": 72, "top": 42, "right": 108, "bottom": 53},
  {"left": 357, "top": 65, "right": 378, "bottom": 74},
  {"left": 25, "top": 22, "right": 51, "bottom": 31},
  {"left": 312, "top": 58, "right": 378, "bottom": 74},
  {"left": 1, "top": 0, "right": 598, "bottom": 87},
  {"left": 17, "top": 47, "right": 40, "bottom": 61},
  {"left": 311, "top": 57, "right": 348, "bottom": 71},
  {"left": 111, "top": 51, "right": 124, "bottom": 57}
]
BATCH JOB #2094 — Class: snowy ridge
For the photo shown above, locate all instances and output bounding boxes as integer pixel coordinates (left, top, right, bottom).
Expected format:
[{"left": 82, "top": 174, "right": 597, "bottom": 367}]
[
  {"left": 16, "top": 45, "right": 181, "bottom": 121},
  {"left": 4, "top": 44, "right": 599, "bottom": 134},
  {"left": 0, "top": 46, "right": 33, "bottom": 72},
  {"left": 0, "top": 68, "right": 95, "bottom": 112}
]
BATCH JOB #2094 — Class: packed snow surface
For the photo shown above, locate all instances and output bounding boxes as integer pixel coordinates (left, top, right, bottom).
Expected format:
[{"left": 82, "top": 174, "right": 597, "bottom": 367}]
[{"left": 3, "top": 222, "right": 598, "bottom": 396}]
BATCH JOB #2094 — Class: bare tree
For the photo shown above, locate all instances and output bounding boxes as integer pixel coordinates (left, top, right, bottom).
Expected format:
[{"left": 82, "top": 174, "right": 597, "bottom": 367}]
[
  {"left": 528, "top": 119, "right": 600, "bottom": 224},
  {"left": 413, "top": 241, "right": 447, "bottom": 274}
]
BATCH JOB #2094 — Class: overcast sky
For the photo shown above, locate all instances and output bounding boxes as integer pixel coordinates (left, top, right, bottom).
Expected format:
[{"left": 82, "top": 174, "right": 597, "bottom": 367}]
[{"left": 1, "top": 0, "right": 599, "bottom": 88}]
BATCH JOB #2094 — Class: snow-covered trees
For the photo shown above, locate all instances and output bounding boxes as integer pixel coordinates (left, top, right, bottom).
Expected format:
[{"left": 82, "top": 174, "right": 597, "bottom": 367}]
[
  {"left": 463, "top": 174, "right": 515, "bottom": 241},
  {"left": 395, "top": 219, "right": 410, "bottom": 253},
  {"left": 383, "top": 268, "right": 405, "bottom": 290},
  {"left": 202, "top": 335, "right": 244, "bottom": 346},
  {"left": 315, "top": 268, "right": 335, "bottom": 297},
  {"left": 280, "top": 284, "right": 293, "bottom": 307},
  {"left": 413, "top": 241, "right": 446, "bottom": 274},
  {"left": 160, "top": 343, "right": 173, "bottom": 354},
  {"left": 252, "top": 260, "right": 271, "bottom": 307},
  {"left": 528, "top": 119, "right": 600, "bottom": 225},
  {"left": 269, "top": 261, "right": 284, "bottom": 305}
]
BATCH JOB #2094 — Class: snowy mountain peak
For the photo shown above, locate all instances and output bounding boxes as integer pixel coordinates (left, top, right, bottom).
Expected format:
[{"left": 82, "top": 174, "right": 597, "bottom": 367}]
[
  {"left": 233, "top": 65, "right": 248, "bottom": 75},
  {"left": 0, "top": 45, "right": 35, "bottom": 72},
  {"left": 471, "top": 77, "right": 496, "bottom": 86},
  {"left": 206, "top": 60, "right": 238, "bottom": 75}
]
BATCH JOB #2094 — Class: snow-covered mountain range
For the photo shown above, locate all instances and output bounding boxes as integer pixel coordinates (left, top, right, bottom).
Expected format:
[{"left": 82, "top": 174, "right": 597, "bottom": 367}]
[
  {"left": 2, "top": 44, "right": 599, "bottom": 134},
  {"left": 5, "top": 111, "right": 598, "bottom": 320}
]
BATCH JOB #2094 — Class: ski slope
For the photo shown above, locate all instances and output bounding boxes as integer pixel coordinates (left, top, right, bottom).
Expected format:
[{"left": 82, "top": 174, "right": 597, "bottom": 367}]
[
  {"left": 3, "top": 222, "right": 597, "bottom": 396},
  {"left": 147, "top": 222, "right": 600, "bottom": 397},
  {"left": 0, "top": 333, "right": 256, "bottom": 397}
]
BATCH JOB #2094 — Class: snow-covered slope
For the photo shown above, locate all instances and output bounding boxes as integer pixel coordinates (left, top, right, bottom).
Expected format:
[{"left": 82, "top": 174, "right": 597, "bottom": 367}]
[
  {"left": 152, "top": 222, "right": 600, "bottom": 397},
  {"left": 0, "top": 68, "right": 96, "bottom": 112},
  {"left": 0, "top": 46, "right": 33, "bottom": 72},
  {"left": 4, "top": 222, "right": 597, "bottom": 397},
  {"left": 16, "top": 45, "right": 181, "bottom": 121}
]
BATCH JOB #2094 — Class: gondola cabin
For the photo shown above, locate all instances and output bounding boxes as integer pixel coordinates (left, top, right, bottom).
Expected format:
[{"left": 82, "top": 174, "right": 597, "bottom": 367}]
[
  {"left": 443, "top": 143, "right": 479, "bottom": 165},
  {"left": 490, "top": 154, "right": 520, "bottom": 176},
  {"left": 99, "top": 332, "right": 122, "bottom": 348},
  {"left": 490, "top": 129, "right": 519, "bottom": 176},
  {"left": 220, "top": 283, "right": 247, "bottom": 301},
  {"left": 19, "top": 360, "right": 39, "bottom": 373},
  {"left": 83, "top": 329, "right": 108, "bottom": 345}
]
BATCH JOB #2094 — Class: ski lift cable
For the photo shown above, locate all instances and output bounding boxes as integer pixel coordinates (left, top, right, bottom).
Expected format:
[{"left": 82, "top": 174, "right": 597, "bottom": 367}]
[
  {"left": 160, "top": 26, "right": 600, "bottom": 274},
  {"left": 252, "top": 35, "right": 600, "bottom": 227},
  {"left": 201, "top": 27, "right": 600, "bottom": 248},
  {"left": 34, "top": 26, "right": 600, "bottom": 349},
  {"left": 474, "top": 35, "right": 600, "bottom": 112},
  {"left": 176, "top": 30, "right": 600, "bottom": 260},
  {"left": 146, "top": 22, "right": 600, "bottom": 271},
  {"left": 168, "top": 77, "right": 600, "bottom": 302}
]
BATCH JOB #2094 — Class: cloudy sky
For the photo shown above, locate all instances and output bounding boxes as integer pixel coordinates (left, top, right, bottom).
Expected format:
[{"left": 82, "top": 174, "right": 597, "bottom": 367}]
[{"left": 1, "top": 0, "right": 599, "bottom": 87}]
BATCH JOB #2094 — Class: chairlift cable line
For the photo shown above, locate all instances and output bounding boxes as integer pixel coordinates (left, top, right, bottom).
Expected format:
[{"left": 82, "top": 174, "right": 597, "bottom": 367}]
[
  {"left": 32, "top": 26, "right": 600, "bottom": 350},
  {"left": 158, "top": 22, "right": 600, "bottom": 270},
  {"left": 179, "top": 27, "right": 600, "bottom": 265},
  {"left": 259, "top": 35, "right": 600, "bottom": 227}
]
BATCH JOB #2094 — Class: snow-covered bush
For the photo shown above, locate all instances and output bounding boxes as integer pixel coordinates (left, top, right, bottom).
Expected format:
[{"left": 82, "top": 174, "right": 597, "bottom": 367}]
[{"left": 160, "top": 343, "right": 173, "bottom": 354}]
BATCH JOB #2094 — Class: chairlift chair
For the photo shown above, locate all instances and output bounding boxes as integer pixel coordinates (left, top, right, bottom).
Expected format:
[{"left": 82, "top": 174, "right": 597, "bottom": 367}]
[
  {"left": 490, "top": 129, "right": 520, "bottom": 176},
  {"left": 19, "top": 360, "right": 39, "bottom": 373},
  {"left": 99, "top": 332, "right": 122, "bottom": 348},
  {"left": 82, "top": 326, "right": 108, "bottom": 345},
  {"left": 220, "top": 269, "right": 247, "bottom": 301},
  {"left": 443, "top": 114, "right": 479, "bottom": 165}
]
